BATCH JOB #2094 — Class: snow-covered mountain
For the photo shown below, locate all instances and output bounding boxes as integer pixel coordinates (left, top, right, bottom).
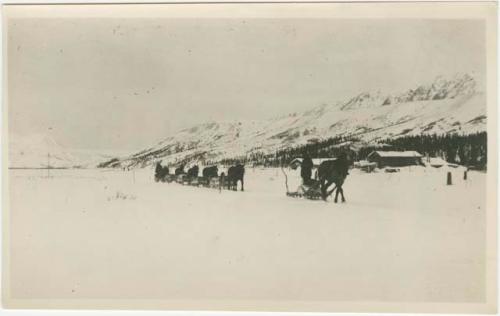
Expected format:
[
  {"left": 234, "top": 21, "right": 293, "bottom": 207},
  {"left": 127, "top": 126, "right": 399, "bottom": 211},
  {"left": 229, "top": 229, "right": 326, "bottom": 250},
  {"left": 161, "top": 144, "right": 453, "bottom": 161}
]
[
  {"left": 106, "top": 73, "right": 486, "bottom": 168},
  {"left": 8, "top": 134, "right": 120, "bottom": 169},
  {"left": 101, "top": 73, "right": 486, "bottom": 169}
]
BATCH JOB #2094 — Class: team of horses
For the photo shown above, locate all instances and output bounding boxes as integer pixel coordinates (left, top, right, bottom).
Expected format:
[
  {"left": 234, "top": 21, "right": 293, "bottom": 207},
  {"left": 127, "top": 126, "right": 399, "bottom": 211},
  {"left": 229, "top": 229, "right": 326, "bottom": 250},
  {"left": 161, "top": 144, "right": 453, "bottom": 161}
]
[
  {"left": 155, "top": 162, "right": 245, "bottom": 191},
  {"left": 154, "top": 152, "right": 351, "bottom": 202}
]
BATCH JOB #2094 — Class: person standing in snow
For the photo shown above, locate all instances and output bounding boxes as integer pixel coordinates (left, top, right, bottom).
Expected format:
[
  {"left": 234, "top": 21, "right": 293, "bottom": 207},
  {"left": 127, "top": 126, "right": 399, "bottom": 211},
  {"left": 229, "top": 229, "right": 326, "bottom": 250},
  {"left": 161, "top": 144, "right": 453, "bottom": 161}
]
[
  {"left": 301, "top": 153, "right": 313, "bottom": 185},
  {"left": 155, "top": 161, "right": 163, "bottom": 182}
]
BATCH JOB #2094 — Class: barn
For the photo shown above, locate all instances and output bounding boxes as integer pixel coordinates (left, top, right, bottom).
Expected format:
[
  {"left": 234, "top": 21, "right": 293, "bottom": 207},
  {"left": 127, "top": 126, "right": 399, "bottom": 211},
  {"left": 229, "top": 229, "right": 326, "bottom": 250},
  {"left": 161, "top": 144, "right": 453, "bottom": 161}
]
[{"left": 367, "top": 151, "right": 423, "bottom": 168}]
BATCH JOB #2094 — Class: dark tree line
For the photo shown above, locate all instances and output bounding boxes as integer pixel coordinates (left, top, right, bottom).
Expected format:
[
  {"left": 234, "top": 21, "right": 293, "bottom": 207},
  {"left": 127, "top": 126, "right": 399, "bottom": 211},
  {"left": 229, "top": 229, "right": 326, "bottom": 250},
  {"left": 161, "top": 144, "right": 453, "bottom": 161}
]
[
  {"left": 377, "top": 132, "right": 487, "bottom": 168},
  {"left": 230, "top": 132, "right": 487, "bottom": 169}
]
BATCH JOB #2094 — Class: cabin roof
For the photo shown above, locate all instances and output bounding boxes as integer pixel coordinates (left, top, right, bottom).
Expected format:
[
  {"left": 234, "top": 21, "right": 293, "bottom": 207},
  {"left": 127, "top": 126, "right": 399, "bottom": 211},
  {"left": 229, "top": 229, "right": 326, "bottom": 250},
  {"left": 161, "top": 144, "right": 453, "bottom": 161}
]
[{"left": 368, "top": 151, "right": 423, "bottom": 158}]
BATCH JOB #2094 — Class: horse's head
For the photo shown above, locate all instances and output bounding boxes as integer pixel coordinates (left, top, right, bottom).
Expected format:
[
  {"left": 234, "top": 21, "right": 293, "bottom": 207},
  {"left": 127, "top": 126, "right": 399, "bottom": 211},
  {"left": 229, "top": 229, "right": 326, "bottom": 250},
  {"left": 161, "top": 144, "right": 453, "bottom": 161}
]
[{"left": 338, "top": 148, "right": 356, "bottom": 166}]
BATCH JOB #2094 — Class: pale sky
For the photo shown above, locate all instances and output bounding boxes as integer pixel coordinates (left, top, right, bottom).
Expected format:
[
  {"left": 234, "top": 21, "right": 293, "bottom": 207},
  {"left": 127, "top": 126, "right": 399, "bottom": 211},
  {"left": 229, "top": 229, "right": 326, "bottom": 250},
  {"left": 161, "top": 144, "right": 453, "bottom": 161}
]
[{"left": 7, "top": 18, "right": 485, "bottom": 151}]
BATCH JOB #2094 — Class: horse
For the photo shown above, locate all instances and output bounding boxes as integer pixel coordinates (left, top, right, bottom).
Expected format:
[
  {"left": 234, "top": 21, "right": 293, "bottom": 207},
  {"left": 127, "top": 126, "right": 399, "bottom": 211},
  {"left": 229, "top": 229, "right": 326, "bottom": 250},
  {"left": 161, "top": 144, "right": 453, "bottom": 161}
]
[
  {"left": 317, "top": 153, "right": 351, "bottom": 202},
  {"left": 175, "top": 164, "right": 185, "bottom": 176},
  {"left": 187, "top": 165, "right": 199, "bottom": 178},
  {"left": 227, "top": 164, "right": 245, "bottom": 191},
  {"left": 202, "top": 166, "right": 219, "bottom": 179},
  {"left": 155, "top": 162, "right": 163, "bottom": 182},
  {"left": 154, "top": 162, "right": 169, "bottom": 182}
]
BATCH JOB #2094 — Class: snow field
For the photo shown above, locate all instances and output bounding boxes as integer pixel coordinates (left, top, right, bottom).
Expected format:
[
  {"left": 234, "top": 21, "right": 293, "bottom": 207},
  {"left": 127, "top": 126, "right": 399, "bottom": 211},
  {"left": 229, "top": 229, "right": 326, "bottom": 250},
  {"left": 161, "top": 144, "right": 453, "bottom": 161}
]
[{"left": 8, "top": 166, "right": 486, "bottom": 302}]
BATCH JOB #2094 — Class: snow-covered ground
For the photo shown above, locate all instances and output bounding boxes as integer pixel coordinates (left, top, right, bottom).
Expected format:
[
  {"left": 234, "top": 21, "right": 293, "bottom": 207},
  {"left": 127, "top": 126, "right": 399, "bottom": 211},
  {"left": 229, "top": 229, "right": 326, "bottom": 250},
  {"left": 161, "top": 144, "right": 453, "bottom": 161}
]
[{"left": 8, "top": 166, "right": 486, "bottom": 302}]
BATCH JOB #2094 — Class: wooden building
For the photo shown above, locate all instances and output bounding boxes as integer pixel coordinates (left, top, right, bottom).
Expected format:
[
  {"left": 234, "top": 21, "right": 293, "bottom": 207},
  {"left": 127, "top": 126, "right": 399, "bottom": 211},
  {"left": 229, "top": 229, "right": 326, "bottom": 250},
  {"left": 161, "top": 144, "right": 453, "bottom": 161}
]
[{"left": 367, "top": 151, "right": 423, "bottom": 168}]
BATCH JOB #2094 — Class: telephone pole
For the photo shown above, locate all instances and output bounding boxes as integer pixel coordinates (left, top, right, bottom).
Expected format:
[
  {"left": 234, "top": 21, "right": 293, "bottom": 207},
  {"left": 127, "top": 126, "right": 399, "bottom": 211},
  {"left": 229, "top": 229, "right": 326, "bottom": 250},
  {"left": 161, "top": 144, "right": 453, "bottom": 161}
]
[{"left": 47, "top": 152, "right": 51, "bottom": 178}]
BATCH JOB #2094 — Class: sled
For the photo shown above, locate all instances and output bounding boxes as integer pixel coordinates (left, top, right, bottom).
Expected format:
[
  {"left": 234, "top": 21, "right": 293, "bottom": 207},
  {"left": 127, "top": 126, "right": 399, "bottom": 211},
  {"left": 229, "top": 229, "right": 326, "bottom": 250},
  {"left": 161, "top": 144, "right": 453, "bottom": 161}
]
[
  {"left": 286, "top": 181, "right": 323, "bottom": 200},
  {"left": 165, "top": 174, "right": 176, "bottom": 183},
  {"left": 281, "top": 165, "right": 323, "bottom": 200},
  {"left": 197, "top": 177, "right": 210, "bottom": 187},
  {"left": 209, "top": 177, "right": 221, "bottom": 189},
  {"left": 175, "top": 174, "right": 186, "bottom": 184},
  {"left": 188, "top": 177, "right": 200, "bottom": 186}
]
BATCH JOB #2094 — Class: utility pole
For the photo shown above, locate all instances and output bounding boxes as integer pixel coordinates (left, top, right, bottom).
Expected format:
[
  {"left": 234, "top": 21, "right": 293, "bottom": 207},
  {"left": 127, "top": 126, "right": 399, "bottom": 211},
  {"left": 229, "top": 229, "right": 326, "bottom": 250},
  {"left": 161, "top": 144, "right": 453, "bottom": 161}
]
[
  {"left": 47, "top": 127, "right": 52, "bottom": 179},
  {"left": 47, "top": 152, "right": 50, "bottom": 178}
]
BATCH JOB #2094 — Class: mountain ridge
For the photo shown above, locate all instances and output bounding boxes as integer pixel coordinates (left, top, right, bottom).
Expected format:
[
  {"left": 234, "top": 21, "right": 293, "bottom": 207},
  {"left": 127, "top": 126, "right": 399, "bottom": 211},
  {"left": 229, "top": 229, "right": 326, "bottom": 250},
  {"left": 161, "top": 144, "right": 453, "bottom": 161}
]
[{"left": 100, "top": 73, "right": 485, "bottom": 169}]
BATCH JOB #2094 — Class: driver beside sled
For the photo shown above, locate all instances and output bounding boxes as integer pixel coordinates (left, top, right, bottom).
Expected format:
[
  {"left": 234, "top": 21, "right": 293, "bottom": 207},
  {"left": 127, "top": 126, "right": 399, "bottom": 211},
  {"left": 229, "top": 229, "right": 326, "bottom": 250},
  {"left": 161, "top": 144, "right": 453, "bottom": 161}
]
[
  {"left": 300, "top": 153, "right": 314, "bottom": 186},
  {"left": 285, "top": 152, "right": 322, "bottom": 199}
]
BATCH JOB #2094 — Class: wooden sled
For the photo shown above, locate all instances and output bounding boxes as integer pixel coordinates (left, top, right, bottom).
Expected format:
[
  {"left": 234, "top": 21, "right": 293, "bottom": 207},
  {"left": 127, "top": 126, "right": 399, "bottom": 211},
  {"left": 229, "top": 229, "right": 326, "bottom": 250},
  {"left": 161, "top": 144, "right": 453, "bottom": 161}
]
[
  {"left": 281, "top": 167, "right": 323, "bottom": 200},
  {"left": 286, "top": 182, "right": 322, "bottom": 200}
]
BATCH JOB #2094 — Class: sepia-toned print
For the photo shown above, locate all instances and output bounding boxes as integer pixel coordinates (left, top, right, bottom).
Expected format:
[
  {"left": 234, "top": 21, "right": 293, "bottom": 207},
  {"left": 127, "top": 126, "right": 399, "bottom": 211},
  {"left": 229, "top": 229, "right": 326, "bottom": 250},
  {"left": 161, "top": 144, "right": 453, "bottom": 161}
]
[{"left": 2, "top": 2, "right": 497, "bottom": 313}]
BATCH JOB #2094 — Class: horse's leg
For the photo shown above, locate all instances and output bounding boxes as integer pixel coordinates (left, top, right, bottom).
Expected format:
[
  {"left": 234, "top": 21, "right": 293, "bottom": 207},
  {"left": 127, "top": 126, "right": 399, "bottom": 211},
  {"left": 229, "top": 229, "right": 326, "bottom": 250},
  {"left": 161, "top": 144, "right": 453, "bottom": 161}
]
[
  {"left": 340, "top": 187, "right": 346, "bottom": 202},
  {"left": 334, "top": 185, "right": 340, "bottom": 203},
  {"left": 241, "top": 177, "right": 244, "bottom": 191},
  {"left": 320, "top": 178, "right": 327, "bottom": 200},
  {"left": 326, "top": 184, "right": 337, "bottom": 198},
  {"left": 321, "top": 179, "right": 333, "bottom": 201}
]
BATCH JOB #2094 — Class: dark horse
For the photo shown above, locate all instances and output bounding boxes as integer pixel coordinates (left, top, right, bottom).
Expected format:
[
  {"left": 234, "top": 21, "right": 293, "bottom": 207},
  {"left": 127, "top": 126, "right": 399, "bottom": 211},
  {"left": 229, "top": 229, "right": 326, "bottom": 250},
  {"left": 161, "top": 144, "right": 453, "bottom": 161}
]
[
  {"left": 227, "top": 164, "right": 245, "bottom": 191},
  {"left": 202, "top": 166, "right": 219, "bottom": 178},
  {"left": 154, "top": 162, "right": 169, "bottom": 182},
  {"left": 187, "top": 165, "right": 199, "bottom": 178},
  {"left": 175, "top": 164, "right": 185, "bottom": 176},
  {"left": 317, "top": 153, "right": 350, "bottom": 202}
]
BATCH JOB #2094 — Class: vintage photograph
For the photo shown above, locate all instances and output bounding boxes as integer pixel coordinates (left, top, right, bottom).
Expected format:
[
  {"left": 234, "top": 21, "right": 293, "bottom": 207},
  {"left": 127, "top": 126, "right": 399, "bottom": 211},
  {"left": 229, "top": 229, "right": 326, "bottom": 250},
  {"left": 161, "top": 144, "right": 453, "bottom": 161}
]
[{"left": 2, "top": 2, "right": 497, "bottom": 313}]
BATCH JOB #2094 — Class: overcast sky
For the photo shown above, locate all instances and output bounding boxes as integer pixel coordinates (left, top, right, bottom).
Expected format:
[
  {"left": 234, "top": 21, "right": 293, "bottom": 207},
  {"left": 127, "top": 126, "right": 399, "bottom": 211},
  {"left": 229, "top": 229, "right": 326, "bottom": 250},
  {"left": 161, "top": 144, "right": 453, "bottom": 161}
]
[{"left": 8, "top": 18, "right": 485, "bottom": 152}]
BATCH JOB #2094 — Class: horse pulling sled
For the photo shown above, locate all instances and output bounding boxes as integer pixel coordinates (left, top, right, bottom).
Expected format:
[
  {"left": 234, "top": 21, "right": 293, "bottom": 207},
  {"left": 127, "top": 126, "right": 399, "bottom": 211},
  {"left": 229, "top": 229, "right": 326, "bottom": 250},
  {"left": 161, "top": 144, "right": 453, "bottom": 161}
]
[
  {"left": 282, "top": 153, "right": 350, "bottom": 203},
  {"left": 154, "top": 163, "right": 244, "bottom": 192}
]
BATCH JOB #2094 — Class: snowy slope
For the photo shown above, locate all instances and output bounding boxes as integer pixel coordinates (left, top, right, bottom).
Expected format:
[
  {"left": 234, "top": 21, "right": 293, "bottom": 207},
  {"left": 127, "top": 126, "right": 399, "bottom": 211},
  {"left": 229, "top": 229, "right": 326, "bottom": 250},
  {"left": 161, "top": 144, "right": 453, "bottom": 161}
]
[
  {"left": 8, "top": 134, "right": 120, "bottom": 169},
  {"left": 113, "top": 73, "right": 486, "bottom": 168},
  {"left": 105, "top": 73, "right": 488, "bottom": 168}
]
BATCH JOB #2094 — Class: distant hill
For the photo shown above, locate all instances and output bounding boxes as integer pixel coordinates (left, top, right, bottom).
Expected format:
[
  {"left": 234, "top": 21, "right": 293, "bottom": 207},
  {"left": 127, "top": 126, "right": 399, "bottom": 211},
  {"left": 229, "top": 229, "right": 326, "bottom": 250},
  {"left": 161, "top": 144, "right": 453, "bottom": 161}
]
[{"left": 8, "top": 134, "right": 123, "bottom": 169}]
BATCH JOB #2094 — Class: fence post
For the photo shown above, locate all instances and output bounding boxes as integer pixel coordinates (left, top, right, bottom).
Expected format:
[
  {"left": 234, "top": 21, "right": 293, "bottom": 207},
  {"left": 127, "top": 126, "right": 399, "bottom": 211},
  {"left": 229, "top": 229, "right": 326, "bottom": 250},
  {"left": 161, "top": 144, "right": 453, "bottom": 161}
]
[{"left": 447, "top": 172, "right": 452, "bottom": 185}]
